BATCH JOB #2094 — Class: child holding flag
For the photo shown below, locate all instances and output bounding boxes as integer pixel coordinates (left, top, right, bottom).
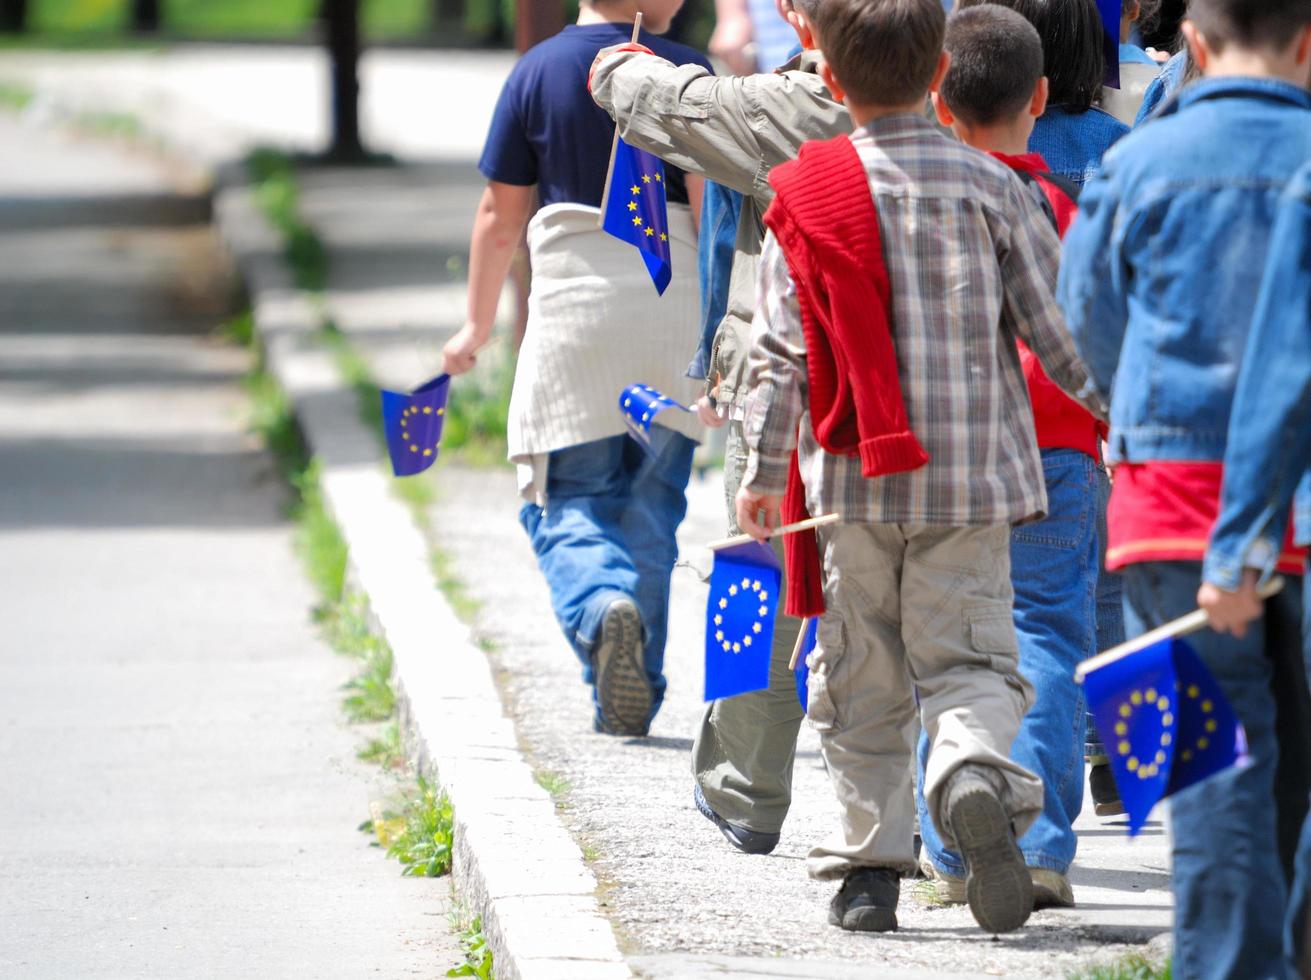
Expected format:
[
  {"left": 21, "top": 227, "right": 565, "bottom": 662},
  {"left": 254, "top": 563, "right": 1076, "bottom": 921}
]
[
  {"left": 443, "top": 0, "right": 708, "bottom": 736},
  {"left": 1058, "top": 0, "right": 1311, "bottom": 972},
  {"left": 736, "top": 0, "right": 1102, "bottom": 934},
  {"left": 590, "top": 0, "right": 849, "bottom": 857}
]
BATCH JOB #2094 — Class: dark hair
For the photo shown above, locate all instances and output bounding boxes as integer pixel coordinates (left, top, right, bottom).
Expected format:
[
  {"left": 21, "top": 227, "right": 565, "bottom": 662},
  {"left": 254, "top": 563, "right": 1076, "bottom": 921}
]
[
  {"left": 941, "top": 5, "right": 1044, "bottom": 125},
  {"left": 811, "top": 0, "right": 947, "bottom": 107},
  {"left": 1188, "top": 0, "right": 1311, "bottom": 53},
  {"left": 957, "top": 0, "right": 1107, "bottom": 111}
]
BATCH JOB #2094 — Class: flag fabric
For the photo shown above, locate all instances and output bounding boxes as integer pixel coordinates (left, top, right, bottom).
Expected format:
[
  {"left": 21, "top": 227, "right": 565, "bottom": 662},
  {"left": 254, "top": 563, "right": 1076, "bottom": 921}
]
[
  {"left": 705, "top": 540, "right": 781, "bottom": 701},
  {"left": 601, "top": 137, "right": 673, "bottom": 295},
  {"left": 794, "top": 617, "right": 818, "bottom": 709},
  {"left": 619, "top": 383, "right": 687, "bottom": 451},
  {"left": 1097, "top": 0, "right": 1122, "bottom": 88},
  {"left": 380, "top": 372, "right": 450, "bottom": 477},
  {"left": 1083, "top": 635, "right": 1247, "bottom": 834}
]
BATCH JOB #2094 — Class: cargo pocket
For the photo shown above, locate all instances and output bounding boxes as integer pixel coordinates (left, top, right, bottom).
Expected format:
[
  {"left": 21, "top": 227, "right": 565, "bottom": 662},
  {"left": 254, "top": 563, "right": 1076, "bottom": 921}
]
[
  {"left": 806, "top": 615, "right": 847, "bottom": 733},
  {"left": 964, "top": 604, "right": 1019, "bottom": 671}
]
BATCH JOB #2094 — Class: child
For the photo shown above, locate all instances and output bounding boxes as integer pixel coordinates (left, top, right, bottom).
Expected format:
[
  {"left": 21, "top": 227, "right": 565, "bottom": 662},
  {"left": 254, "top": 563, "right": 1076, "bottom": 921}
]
[
  {"left": 916, "top": 2, "right": 1102, "bottom": 911},
  {"left": 1058, "top": 1, "right": 1311, "bottom": 973},
  {"left": 1103, "top": 0, "right": 1165, "bottom": 125},
  {"left": 1201, "top": 162, "right": 1311, "bottom": 976},
  {"left": 443, "top": 0, "right": 709, "bottom": 737},
  {"left": 736, "top": 0, "right": 1102, "bottom": 934},
  {"left": 590, "top": 0, "right": 849, "bottom": 855}
]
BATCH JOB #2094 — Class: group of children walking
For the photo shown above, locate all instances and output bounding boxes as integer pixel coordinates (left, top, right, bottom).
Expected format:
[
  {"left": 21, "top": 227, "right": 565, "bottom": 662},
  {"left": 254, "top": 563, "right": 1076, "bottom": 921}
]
[{"left": 449, "top": 0, "right": 1311, "bottom": 975}]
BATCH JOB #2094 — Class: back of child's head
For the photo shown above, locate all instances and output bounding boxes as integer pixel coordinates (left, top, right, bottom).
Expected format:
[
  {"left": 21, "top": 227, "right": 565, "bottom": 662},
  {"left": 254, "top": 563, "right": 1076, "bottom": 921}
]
[
  {"left": 957, "top": 0, "right": 1106, "bottom": 111},
  {"left": 809, "top": 0, "right": 947, "bottom": 107},
  {"left": 1188, "top": 0, "right": 1311, "bottom": 53},
  {"left": 941, "top": 5, "right": 1044, "bottom": 125}
]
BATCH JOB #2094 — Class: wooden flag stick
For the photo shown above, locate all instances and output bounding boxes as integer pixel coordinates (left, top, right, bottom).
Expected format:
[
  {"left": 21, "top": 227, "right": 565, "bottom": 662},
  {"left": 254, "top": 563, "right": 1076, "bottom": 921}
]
[
  {"left": 707, "top": 512, "right": 841, "bottom": 552},
  {"left": 788, "top": 618, "right": 811, "bottom": 672},
  {"left": 1074, "top": 576, "right": 1285, "bottom": 683},
  {"left": 597, "top": 12, "right": 643, "bottom": 227}
]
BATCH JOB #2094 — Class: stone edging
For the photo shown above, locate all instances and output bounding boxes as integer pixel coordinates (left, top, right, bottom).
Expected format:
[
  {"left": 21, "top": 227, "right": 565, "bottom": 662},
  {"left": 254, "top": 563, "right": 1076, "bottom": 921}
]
[{"left": 213, "top": 168, "right": 633, "bottom": 980}]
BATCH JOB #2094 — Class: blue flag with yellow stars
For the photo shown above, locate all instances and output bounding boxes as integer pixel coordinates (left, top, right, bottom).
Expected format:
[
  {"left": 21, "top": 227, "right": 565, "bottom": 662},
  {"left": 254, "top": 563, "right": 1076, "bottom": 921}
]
[
  {"left": 619, "top": 383, "right": 686, "bottom": 452},
  {"left": 794, "top": 617, "right": 818, "bottom": 710},
  {"left": 1097, "top": 0, "right": 1121, "bottom": 88},
  {"left": 380, "top": 372, "right": 450, "bottom": 477},
  {"left": 1083, "top": 636, "right": 1247, "bottom": 835},
  {"left": 705, "top": 540, "right": 781, "bottom": 701},
  {"left": 602, "top": 137, "right": 673, "bottom": 295}
]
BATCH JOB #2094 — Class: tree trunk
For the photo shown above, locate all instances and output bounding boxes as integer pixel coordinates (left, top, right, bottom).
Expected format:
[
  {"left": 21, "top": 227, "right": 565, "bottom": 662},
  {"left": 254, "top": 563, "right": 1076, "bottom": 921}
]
[
  {"left": 0, "top": 0, "right": 28, "bottom": 33},
  {"left": 514, "top": 0, "right": 561, "bottom": 53},
  {"left": 131, "top": 0, "right": 160, "bottom": 32},
  {"left": 323, "top": 0, "right": 365, "bottom": 160}
]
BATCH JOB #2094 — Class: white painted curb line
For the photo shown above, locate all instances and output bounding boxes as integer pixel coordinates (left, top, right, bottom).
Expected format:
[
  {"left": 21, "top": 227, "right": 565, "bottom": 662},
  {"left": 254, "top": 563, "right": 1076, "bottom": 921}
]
[{"left": 214, "top": 177, "right": 633, "bottom": 980}]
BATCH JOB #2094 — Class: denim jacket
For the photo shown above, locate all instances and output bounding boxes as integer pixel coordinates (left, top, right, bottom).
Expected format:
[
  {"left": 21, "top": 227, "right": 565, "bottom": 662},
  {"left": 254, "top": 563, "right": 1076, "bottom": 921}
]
[
  {"left": 1204, "top": 163, "right": 1311, "bottom": 589},
  {"left": 1058, "top": 77, "right": 1311, "bottom": 469}
]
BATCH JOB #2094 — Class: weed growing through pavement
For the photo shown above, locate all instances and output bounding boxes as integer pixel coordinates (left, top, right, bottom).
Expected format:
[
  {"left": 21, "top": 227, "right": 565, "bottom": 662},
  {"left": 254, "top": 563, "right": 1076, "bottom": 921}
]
[
  {"left": 447, "top": 914, "right": 495, "bottom": 979},
  {"left": 341, "top": 640, "right": 396, "bottom": 722},
  {"left": 366, "top": 777, "right": 456, "bottom": 877},
  {"left": 357, "top": 720, "right": 406, "bottom": 770},
  {"left": 247, "top": 148, "right": 328, "bottom": 293},
  {"left": 534, "top": 770, "right": 571, "bottom": 799},
  {"left": 1067, "top": 952, "right": 1172, "bottom": 980},
  {"left": 0, "top": 81, "right": 35, "bottom": 111}
]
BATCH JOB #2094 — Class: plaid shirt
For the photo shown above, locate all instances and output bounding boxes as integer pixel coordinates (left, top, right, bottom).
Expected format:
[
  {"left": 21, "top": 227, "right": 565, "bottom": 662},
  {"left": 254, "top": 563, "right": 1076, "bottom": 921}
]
[{"left": 742, "top": 113, "right": 1103, "bottom": 527}]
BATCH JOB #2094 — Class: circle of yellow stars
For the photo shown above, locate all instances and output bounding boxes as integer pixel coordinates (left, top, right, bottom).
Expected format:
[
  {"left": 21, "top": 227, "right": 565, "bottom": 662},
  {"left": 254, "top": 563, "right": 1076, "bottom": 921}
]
[
  {"left": 712, "top": 577, "right": 770, "bottom": 655},
  {"left": 628, "top": 173, "right": 669, "bottom": 243},
  {"left": 398, "top": 402, "right": 444, "bottom": 457},
  {"left": 1114, "top": 681, "right": 1220, "bottom": 780},
  {"left": 622, "top": 385, "right": 674, "bottom": 427}
]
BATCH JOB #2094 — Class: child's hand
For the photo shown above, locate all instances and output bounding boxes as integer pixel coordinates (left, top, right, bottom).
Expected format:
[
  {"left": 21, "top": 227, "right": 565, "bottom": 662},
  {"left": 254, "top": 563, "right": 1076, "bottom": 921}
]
[
  {"left": 695, "top": 395, "right": 725, "bottom": 428},
  {"left": 735, "top": 487, "right": 782, "bottom": 542},
  {"left": 588, "top": 43, "right": 655, "bottom": 94},
  {"left": 1198, "top": 570, "right": 1264, "bottom": 638},
  {"left": 442, "top": 323, "right": 488, "bottom": 376}
]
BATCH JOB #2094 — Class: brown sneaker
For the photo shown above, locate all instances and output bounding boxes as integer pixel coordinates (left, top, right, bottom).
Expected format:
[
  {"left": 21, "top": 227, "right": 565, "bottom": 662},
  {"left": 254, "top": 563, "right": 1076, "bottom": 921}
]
[
  {"left": 944, "top": 764, "right": 1033, "bottom": 934},
  {"left": 1030, "top": 868, "right": 1075, "bottom": 909}
]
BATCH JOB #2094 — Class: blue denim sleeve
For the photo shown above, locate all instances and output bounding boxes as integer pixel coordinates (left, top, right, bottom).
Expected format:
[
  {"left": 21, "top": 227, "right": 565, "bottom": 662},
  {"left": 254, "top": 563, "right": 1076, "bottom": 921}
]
[
  {"left": 689, "top": 181, "right": 744, "bottom": 382},
  {"left": 1056, "top": 168, "right": 1129, "bottom": 407},
  {"left": 1204, "top": 171, "right": 1311, "bottom": 589}
]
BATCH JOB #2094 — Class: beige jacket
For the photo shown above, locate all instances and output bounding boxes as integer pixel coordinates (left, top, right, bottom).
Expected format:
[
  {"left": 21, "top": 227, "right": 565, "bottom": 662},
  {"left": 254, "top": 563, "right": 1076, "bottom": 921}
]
[{"left": 592, "top": 49, "right": 850, "bottom": 412}]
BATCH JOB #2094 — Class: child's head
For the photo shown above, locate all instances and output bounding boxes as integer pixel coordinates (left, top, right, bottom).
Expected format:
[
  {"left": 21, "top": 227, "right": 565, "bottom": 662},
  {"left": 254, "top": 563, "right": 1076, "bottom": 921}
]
[
  {"left": 775, "top": 0, "right": 823, "bottom": 50},
  {"left": 1122, "top": 0, "right": 1163, "bottom": 43},
  {"left": 934, "top": 5, "right": 1047, "bottom": 149},
  {"left": 1183, "top": 0, "right": 1311, "bottom": 83},
  {"left": 957, "top": 0, "right": 1107, "bottom": 112},
  {"left": 581, "top": 0, "right": 685, "bottom": 34},
  {"left": 809, "top": 0, "right": 949, "bottom": 113}
]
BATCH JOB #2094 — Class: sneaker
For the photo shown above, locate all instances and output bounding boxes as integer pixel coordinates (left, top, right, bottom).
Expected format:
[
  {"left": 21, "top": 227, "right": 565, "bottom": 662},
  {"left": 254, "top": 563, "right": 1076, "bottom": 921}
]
[
  {"left": 1088, "top": 761, "right": 1125, "bottom": 817},
  {"left": 944, "top": 764, "right": 1033, "bottom": 934},
  {"left": 828, "top": 867, "right": 901, "bottom": 933},
  {"left": 592, "top": 598, "right": 650, "bottom": 736},
  {"left": 918, "top": 856, "right": 966, "bottom": 904},
  {"left": 692, "top": 785, "right": 780, "bottom": 855},
  {"left": 1030, "top": 868, "right": 1075, "bottom": 909}
]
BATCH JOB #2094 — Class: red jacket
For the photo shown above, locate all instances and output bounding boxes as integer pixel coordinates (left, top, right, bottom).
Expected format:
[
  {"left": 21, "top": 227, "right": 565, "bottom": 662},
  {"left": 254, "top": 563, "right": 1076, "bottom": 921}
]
[
  {"left": 991, "top": 152, "right": 1106, "bottom": 459},
  {"left": 763, "top": 135, "right": 929, "bottom": 617}
]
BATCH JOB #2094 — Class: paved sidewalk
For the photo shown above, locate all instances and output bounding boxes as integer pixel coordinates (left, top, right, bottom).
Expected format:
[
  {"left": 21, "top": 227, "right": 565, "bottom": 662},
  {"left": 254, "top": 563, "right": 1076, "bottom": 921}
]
[
  {"left": 0, "top": 116, "right": 457, "bottom": 977},
  {"left": 291, "top": 162, "right": 1173, "bottom": 977}
]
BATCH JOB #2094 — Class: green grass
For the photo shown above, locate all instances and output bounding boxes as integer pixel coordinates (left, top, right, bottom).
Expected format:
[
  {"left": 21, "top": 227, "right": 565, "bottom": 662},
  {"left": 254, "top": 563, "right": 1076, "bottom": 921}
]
[
  {"left": 23, "top": 0, "right": 433, "bottom": 38},
  {"left": 292, "top": 462, "right": 350, "bottom": 605},
  {"left": 357, "top": 720, "right": 406, "bottom": 770},
  {"left": 321, "top": 321, "right": 383, "bottom": 433},
  {"left": 430, "top": 548, "right": 482, "bottom": 623},
  {"left": 440, "top": 351, "right": 514, "bottom": 465},
  {"left": 447, "top": 915, "right": 494, "bottom": 979},
  {"left": 1068, "top": 953, "right": 1172, "bottom": 980},
  {"left": 248, "top": 148, "right": 328, "bottom": 294},
  {"left": 0, "top": 80, "right": 35, "bottom": 111},
  {"left": 381, "top": 778, "right": 456, "bottom": 877},
  {"left": 341, "top": 640, "right": 395, "bottom": 722},
  {"left": 534, "top": 769, "right": 570, "bottom": 798}
]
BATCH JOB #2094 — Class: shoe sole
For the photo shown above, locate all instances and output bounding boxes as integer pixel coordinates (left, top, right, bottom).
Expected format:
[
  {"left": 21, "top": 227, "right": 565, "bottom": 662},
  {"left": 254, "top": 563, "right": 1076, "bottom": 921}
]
[
  {"left": 829, "top": 907, "right": 898, "bottom": 932},
  {"left": 594, "top": 600, "right": 650, "bottom": 736},
  {"left": 951, "top": 788, "right": 1033, "bottom": 934},
  {"left": 693, "top": 788, "right": 779, "bottom": 855},
  {"left": 1093, "top": 800, "right": 1126, "bottom": 817}
]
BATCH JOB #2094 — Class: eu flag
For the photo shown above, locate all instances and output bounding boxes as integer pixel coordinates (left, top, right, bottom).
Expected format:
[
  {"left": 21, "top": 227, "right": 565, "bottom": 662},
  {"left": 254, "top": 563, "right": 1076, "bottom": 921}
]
[
  {"left": 619, "top": 383, "right": 686, "bottom": 451},
  {"left": 705, "top": 540, "right": 781, "bottom": 701},
  {"left": 601, "top": 137, "right": 673, "bottom": 295},
  {"left": 1097, "top": 0, "right": 1121, "bottom": 88},
  {"left": 1083, "top": 636, "right": 1246, "bottom": 834},
  {"left": 380, "top": 372, "right": 450, "bottom": 477},
  {"left": 794, "top": 617, "right": 818, "bottom": 710}
]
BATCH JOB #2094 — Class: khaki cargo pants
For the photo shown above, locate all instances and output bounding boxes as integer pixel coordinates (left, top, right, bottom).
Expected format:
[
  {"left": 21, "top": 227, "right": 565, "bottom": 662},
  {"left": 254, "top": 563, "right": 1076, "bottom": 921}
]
[
  {"left": 691, "top": 421, "right": 803, "bottom": 834},
  {"left": 806, "top": 522, "right": 1043, "bottom": 880}
]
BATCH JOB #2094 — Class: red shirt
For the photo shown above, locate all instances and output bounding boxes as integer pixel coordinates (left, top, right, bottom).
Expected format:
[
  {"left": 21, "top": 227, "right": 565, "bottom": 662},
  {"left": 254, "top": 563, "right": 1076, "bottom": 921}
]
[
  {"left": 992, "top": 152, "right": 1105, "bottom": 460},
  {"left": 1107, "top": 462, "right": 1307, "bottom": 573}
]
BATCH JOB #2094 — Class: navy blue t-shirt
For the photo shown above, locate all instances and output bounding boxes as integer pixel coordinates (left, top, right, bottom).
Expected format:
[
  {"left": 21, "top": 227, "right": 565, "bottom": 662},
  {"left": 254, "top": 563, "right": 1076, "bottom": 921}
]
[{"left": 478, "top": 23, "right": 712, "bottom": 209}]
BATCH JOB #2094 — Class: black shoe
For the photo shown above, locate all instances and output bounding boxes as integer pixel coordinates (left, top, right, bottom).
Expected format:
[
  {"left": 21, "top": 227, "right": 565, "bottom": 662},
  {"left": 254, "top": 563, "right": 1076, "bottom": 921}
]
[
  {"left": 592, "top": 598, "right": 650, "bottom": 736},
  {"left": 945, "top": 764, "right": 1032, "bottom": 934},
  {"left": 1089, "top": 761, "right": 1125, "bottom": 817},
  {"left": 693, "top": 784, "right": 780, "bottom": 855},
  {"left": 827, "top": 868, "right": 900, "bottom": 933}
]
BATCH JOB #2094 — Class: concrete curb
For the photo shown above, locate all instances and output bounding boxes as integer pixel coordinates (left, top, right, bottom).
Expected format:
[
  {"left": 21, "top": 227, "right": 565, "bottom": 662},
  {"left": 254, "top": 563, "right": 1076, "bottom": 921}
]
[{"left": 213, "top": 172, "right": 633, "bottom": 980}]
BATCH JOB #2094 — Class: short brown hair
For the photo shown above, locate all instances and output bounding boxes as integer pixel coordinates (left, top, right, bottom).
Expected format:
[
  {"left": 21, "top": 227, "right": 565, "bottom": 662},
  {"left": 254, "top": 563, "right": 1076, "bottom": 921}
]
[
  {"left": 811, "top": 0, "right": 947, "bottom": 107},
  {"left": 942, "top": 5, "right": 1044, "bottom": 125},
  {"left": 1189, "top": 0, "right": 1311, "bottom": 54}
]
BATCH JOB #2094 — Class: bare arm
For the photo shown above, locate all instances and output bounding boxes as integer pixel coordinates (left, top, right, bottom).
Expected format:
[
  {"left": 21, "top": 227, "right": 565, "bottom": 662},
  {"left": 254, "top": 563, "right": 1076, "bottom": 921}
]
[
  {"left": 708, "top": 0, "right": 755, "bottom": 76},
  {"left": 443, "top": 181, "right": 534, "bottom": 375}
]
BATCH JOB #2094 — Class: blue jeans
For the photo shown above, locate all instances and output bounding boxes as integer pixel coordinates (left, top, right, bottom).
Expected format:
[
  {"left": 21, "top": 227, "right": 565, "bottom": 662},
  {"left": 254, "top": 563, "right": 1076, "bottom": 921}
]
[
  {"left": 918, "top": 449, "right": 1099, "bottom": 875},
  {"left": 1088, "top": 466, "right": 1125, "bottom": 759},
  {"left": 1123, "top": 560, "right": 1303, "bottom": 980},
  {"left": 519, "top": 429, "right": 694, "bottom": 725},
  {"left": 1286, "top": 566, "right": 1311, "bottom": 976}
]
